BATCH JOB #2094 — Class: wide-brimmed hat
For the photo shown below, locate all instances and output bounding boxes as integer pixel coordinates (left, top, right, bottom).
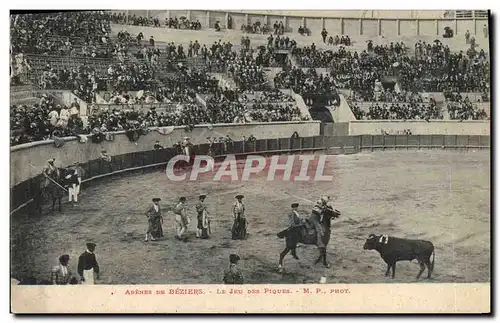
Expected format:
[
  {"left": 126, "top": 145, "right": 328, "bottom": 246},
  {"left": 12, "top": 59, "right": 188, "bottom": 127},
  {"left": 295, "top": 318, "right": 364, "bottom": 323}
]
[
  {"left": 152, "top": 198, "right": 161, "bottom": 202},
  {"left": 235, "top": 195, "right": 244, "bottom": 199},
  {"left": 229, "top": 254, "right": 240, "bottom": 264},
  {"left": 199, "top": 194, "right": 207, "bottom": 199},
  {"left": 291, "top": 203, "right": 299, "bottom": 208},
  {"left": 59, "top": 254, "right": 70, "bottom": 263}
]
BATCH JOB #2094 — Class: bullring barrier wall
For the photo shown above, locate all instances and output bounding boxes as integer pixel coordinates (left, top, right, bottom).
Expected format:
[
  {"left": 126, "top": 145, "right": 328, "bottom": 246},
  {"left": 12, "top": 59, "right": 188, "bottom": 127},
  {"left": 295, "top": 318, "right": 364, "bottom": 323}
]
[
  {"left": 10, "top": 132, "right": 490, "bottom": 214},
  {"left": 113, "top": 10, "right": 488, "bottom": 37},
  {"left": 10, "top": 121, "right": 321, "bottom": 188},
  {"left": 348, "top": 120, "right": 490, "bottom": 136}
]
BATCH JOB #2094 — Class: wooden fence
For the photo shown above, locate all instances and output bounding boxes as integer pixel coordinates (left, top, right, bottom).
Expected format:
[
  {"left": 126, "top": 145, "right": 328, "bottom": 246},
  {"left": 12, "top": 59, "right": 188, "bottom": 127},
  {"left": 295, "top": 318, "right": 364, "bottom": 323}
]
[{"left": 10, "top": 134, "right": 490, "bottom": 213}]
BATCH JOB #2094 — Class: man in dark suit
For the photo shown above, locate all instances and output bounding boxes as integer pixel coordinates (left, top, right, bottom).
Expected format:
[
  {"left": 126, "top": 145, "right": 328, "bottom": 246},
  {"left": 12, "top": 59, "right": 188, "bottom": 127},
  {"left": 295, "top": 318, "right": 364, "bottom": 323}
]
[
  {"left": 145, "top": 198, "right": 163, "bottom": 241},
  {"left": 223, "top": 254, "right": 244, "bottom": 284},
  {"left": 77, "top": 243, "right": 100, "bottom": 285}
]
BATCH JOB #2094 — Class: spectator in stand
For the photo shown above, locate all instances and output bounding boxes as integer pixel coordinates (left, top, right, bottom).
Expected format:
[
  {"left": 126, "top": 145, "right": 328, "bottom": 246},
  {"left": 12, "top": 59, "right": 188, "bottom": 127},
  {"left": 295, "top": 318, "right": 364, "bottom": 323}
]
[
  {"left": 321, "top": 29, "right": 328, "bottom": 43},
  {"left": 273, "top": 21, "right": 284, "bottom": 35},
  {"left": 298, "top": 26, "right": 310, "bottom": 36},
  {"left": 241, "top": 21, "right": 270, "bottom": 34}
]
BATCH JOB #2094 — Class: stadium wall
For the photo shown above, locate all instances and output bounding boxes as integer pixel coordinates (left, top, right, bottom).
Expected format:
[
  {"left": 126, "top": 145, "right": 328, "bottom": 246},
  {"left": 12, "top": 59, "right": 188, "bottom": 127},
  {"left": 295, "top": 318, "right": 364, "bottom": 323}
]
[
  {"left": 112, "top": 10, "right": 488, "bottom": 37},
  {"left": 10, "top": 132, "right": 490, "bottom": 214},
  {"left": 348, "top": 120, "right": 490, "bottom": 135},
  {"left": 10, "top": 121, "right": 321, "bottom": 187}
]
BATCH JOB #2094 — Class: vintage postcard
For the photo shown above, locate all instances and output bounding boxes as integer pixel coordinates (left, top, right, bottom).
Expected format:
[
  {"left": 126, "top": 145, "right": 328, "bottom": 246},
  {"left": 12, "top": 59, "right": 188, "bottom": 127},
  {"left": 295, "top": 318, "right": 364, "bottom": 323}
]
[{"left": 9, "top": 9, "right": 490, "bottom": 314}]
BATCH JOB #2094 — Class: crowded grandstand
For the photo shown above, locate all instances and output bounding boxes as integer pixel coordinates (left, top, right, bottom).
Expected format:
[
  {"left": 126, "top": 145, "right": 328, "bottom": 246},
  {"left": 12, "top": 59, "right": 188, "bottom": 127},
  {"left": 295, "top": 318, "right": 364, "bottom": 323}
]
[{"left": 10, "top": 10, "right": 490, "bottom": 146}]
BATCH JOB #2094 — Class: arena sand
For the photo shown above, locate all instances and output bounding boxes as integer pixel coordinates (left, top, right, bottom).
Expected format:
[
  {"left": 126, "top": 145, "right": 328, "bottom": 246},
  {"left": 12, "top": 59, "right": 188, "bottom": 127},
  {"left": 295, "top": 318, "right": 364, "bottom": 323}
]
[{"left": 11, "top": 150, "right": 490, "bottom": 284}]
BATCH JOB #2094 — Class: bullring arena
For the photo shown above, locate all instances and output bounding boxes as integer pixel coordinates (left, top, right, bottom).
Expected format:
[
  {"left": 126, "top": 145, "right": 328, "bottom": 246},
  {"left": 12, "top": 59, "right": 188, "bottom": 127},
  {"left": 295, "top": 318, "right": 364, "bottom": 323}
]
[
  {"left": 10, "top": 9, "right": 490, "bottom": 285},
  {"left": 11, "top": 148, "right": 490, "bottom": 284}
]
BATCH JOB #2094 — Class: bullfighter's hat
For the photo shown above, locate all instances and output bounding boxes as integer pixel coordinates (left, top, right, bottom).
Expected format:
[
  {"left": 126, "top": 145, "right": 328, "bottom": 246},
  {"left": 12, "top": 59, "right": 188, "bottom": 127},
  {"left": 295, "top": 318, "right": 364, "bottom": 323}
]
[
  {"left": 291, "top": 203, "right": 299, "bottom": 208},
  {"left": 152, "top": 198, "right": 161, "bottom": 202},
  {"left": 229, "top": 254, "right": 240, "bottom": 264},
  {"left": 199, "top": 194, "right": 207, "bottom": 199},
  {"left": 59, "top": 254, "right": 70, "bottom": 263},
  {"left": 48, "top": 158, "right": 55, "bottom": 163},
  {"left": 235, "top": 195, "right": 244, "bottom": 199}
]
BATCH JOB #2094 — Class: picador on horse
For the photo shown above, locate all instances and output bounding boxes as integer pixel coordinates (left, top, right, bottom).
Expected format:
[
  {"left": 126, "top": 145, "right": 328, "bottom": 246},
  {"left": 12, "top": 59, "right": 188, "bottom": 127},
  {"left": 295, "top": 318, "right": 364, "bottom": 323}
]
[
  {"left": 33, "top": 158, "right": 70, "bottom": 214},
  {"left": 277, "top": 196, "right": 341, "bottom": 272}
]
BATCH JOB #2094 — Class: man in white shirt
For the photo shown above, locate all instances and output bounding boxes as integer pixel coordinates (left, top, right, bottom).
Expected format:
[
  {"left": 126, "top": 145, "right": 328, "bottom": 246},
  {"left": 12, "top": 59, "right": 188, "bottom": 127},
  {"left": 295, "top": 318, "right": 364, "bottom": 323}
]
[
  {"left": 48, "top": 108, "right": 59, "bottom": 126},
  {"left": 69, "top": 105, "right": 79, "bottom": 117},
  {"left": 59, "top": 105, "right": 70, "bottom": 120}
]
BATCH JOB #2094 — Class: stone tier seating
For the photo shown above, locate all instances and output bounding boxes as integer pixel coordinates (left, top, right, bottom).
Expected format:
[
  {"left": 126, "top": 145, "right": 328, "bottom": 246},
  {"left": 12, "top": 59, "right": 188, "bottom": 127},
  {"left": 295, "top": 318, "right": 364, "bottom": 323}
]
[
  {"left": 110, "top": 23, "right": 490, "bottom": 55},
  {"left": 10, "top": 84, "right": 40, "bottom": 106}
]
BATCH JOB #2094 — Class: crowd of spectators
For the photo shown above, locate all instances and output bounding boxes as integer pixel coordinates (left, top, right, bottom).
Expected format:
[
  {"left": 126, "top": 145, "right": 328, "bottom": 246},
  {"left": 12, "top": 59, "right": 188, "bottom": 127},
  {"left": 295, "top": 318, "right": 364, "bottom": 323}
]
[
  {"left": 298, "top": 26, "right": 311, "bottom": 36},
  {"left": 321, "top": 29, "right": 352, "bottom": 46},
  {"left": 39, "top": 65, "right": 103, "bottom": 103},
  {"left": 292, "top": 45, "right": 334, "bottom": 67},
  {"left": 274, "top": 67, "right": 337, "bottom": 105},
  {"left": 227, "top": 57, "right": 267, "bottom": 91},
  {"left": 10, "top": 99, "right": 85, "bottom": 145},
  {"left": 11, "top": 12, "right": 112, "bottom": 56},
  {"left": 35, "top": 60, "right": 156, "bottom": 103},
  {"left": 288, "top": 39, "right": 486, "bottom": 103},
  {"left": 399, "top": 40, "right": 489, "bottom": 93},
  {"left": 327, "top": 35, "right": 351, "bottom": 46},
  {"left": 111, "top": 13, "right": 203, "bottom": 30},
  {"left": 248, "top": 89, "right": 296, "bottom": 104},
  {"left": 241, "top": 21, "right": 272, "bottom": 34},
  {"left": 166, "top": 17, "right": 202, "bottom": 30},
  {"left": 266, "top": 35, "right": 297, "bottom": 50},
  {"left": 351, "top": 102, "right": 442, "bottom": 121},
  {"left": 101, "top": 82, "right": 196, "bottom": 105},
  {"left": 446, "top": 95, "right": 488, "bottom": 120},
  {"left": 248, "top": 103, "right": 304, "bottom": 122},
  {"left": 10, "top": 12, "right": 492, "bottom": 147},
  {"left": 347, "top": 89, "right": 425, "bottom": 104}
]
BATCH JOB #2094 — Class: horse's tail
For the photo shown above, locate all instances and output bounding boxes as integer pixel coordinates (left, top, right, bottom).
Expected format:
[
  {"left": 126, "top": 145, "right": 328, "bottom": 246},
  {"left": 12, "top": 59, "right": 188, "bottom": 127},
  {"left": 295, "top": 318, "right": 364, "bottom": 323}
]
[{"left": 431, "top": 248, "right": 436, "bottom": 272}]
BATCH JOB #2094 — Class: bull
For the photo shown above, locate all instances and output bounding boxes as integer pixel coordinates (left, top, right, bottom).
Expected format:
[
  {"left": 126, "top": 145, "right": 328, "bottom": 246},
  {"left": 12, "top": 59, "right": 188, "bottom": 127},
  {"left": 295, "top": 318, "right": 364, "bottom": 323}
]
[{"left": 363, "top": 234, "right": 435, "bottom": 279}]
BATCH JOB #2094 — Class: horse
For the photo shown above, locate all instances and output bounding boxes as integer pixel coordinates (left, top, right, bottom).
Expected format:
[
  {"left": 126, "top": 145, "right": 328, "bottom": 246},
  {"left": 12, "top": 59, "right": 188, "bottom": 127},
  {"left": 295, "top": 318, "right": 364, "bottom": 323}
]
[
  {"left": 277, "top": 207, "right": 340, "bottom": 272},
  {"left": 35, "top": 167, "right": 68, "bottom": 214}
]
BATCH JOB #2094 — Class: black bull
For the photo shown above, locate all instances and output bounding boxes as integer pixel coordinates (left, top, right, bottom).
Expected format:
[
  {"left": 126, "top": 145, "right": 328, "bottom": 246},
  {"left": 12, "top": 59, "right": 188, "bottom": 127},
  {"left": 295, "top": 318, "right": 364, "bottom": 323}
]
[
  {"left": 277, "top": 208, "right": 340, "bottom": 269},
  {"left": 363, "top": 234, "right": 435, "bottom": 279}
]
